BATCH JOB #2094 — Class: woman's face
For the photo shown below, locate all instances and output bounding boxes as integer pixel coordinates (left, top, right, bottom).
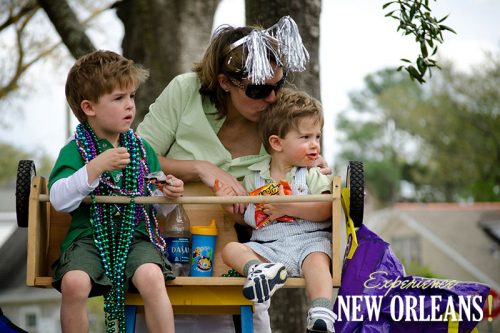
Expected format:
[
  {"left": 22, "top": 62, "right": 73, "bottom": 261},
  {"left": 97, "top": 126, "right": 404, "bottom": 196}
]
[{"left": 225, "top": 67, "right": 285, "bottom": 123}]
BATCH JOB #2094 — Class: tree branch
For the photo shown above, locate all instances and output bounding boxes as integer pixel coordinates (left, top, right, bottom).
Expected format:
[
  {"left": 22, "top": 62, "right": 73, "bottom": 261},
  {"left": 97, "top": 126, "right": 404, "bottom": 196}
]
[
  {"left": 37, "top": 0, "right": 96, "bottom": 59},
  {"left": 0, "top": 0, "right": 39, "bottom": 32},
  {"left": 0, "top": 3, "right": 110, "bottom": 100}
]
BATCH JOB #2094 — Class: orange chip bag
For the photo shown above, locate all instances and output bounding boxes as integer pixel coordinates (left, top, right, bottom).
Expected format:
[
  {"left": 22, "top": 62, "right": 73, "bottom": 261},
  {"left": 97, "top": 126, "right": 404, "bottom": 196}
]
[{"left": 249, "top": 180, "right": 294, "bottom": 229}]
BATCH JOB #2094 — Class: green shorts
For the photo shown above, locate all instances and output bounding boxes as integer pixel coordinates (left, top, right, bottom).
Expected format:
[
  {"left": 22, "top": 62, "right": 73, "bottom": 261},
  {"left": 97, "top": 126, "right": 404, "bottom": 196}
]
[{"left": 52, "top": 235, "right": 175, "bottom": 297}]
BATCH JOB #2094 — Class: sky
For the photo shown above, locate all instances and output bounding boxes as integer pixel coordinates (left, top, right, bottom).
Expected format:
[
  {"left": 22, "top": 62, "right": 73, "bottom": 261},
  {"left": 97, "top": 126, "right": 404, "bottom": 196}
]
[{"left": 0, "top": 0, "right": 499, "bottom": 167}]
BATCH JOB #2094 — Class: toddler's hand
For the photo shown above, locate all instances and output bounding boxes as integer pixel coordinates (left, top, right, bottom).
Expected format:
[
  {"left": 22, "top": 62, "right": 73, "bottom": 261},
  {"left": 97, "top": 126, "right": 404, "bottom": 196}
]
[
  {"left": 161, "top": 175, "right": 184, "bottom": 199},
  {"left": 261, "top": 185, "right": 291, "bottom": 221}
]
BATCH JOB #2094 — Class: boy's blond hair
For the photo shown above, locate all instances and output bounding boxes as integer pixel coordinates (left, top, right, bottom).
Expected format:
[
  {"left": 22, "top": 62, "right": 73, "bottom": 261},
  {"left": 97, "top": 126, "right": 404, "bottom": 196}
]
[
  {"left": 260, "top": 88, "right": 324, "bottom": 153},
  {"left": 65, "top": 50, "right": 149, "bottom": 123}
]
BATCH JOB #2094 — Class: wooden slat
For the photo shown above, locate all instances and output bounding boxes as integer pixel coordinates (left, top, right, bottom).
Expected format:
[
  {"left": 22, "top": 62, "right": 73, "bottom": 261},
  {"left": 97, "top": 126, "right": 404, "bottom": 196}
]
[
  {"left": 38, "top": 193, "right": 332, "bottom": 204},
  {"left": 331, "top": 176, "right": 342, "bottom": 287},
  {"left": 34, "top": 276, "right": 309, "bottom": 287},
  {"left": 27, "top": 176, "right": 48, "bottom": 286}
]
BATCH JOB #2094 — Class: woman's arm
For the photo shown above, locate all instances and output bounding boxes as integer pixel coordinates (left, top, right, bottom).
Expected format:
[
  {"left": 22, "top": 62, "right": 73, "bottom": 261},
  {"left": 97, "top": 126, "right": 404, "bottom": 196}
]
[
  {"left": 158, "top": 154, "right": 248, "bottom": 198},
  {"left": 157, "top": 155, "right": 206, "bottom": 183}
]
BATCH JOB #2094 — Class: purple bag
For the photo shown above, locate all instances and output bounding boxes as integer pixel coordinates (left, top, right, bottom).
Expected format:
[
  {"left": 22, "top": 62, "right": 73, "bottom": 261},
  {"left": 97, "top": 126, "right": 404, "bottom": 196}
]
[{"left": 333, "top": 225, "right": 490, "bottom": 333}]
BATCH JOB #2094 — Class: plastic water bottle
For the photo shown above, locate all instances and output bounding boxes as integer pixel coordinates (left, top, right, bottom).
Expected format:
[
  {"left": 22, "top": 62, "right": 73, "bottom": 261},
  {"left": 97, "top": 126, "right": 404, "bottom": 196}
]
[{"left": 163, "top": 205, "right": 191, "bottom": 276}]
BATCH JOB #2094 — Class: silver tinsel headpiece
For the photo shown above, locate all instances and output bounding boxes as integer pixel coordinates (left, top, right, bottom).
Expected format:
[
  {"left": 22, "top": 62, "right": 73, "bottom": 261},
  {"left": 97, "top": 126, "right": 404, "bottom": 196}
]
[{"left": 228, "top": 16, "right": 309, "bottom": 84}]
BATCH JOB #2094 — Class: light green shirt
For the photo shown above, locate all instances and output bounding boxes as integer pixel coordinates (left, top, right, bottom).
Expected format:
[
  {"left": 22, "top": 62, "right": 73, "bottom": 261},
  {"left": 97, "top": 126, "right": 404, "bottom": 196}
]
[{"left": 137, "top": 72, "right": 269, "bottom": 179}]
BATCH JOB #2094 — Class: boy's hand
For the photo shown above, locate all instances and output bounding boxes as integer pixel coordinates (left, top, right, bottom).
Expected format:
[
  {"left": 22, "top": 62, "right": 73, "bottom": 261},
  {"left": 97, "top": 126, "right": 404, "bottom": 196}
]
[
  {"left": 94, "top": 147, "right": 130, "bottom": 172},
  {"left": 161, "top": 175, "right": 184, "bottom": 199},
  {"left": 87, "top": 147, "right": 130, "bottom": 183}
]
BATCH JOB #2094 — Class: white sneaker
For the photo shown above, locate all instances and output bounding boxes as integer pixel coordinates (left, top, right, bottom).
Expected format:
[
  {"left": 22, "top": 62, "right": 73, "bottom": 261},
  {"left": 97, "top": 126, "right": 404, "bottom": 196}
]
[
  {"left": 306, "top": 307, "right": 337, "bottom": 333},
  {"left": 242, "top": 263, "right": 287, "bottom": 303}
]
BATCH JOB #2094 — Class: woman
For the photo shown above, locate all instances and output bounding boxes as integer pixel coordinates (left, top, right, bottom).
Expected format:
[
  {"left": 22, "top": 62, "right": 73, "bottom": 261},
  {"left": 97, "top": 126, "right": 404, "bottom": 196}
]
[{"left": 137, "top": 16, "right": 315, "bottom": 332}]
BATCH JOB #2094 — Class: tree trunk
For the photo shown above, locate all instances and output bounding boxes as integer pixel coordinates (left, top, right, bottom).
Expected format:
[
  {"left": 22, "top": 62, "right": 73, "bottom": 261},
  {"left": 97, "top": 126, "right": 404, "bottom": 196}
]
[
  {"left": 116, "top": 0, "right": 220, "bottom": 127},
  {"left": 246, "top": 0, "right": 321, "bottom": 101},
  {"left": 37, "top": 0, "right": 96, "bottom": 59},
  {"left": 246, "top": 2, "right": 321, "bottom": 331}
]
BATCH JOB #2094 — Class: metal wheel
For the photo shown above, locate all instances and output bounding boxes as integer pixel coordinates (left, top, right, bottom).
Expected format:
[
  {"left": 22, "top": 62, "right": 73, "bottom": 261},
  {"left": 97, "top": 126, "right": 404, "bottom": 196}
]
[
  {"left": 16, "top": 160, "right": 36, "bottom": 228},
  {"left": 346, "top": 161, "right": 364, "bottom": 227}
]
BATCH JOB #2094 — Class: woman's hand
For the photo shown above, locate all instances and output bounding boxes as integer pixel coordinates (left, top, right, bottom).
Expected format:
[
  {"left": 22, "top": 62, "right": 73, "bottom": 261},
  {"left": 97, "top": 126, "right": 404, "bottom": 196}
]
[
  {"left": 197, "top": 161, "right": 246, "bottom": 194},
  {"left": 198, "top": 161, "right": 247, "bottom": 214},
  {"left": 315, "top": 154, "right": 332, "bottom": 175},
  {"left": 213, "top": 179, "right": 240, "bottom": 215}
]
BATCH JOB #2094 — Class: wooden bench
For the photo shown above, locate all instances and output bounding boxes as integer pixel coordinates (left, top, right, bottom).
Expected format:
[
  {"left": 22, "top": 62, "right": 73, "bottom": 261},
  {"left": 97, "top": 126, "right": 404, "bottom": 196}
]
[{"left": 25, "top": 175, "right": 344, "bottom": 332}]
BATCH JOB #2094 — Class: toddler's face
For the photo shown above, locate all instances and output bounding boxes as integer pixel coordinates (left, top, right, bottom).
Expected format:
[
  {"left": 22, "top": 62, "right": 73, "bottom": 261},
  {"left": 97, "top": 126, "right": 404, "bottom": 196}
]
[{"left": 279, "top": 116, "right": 322, "bottom": 168}]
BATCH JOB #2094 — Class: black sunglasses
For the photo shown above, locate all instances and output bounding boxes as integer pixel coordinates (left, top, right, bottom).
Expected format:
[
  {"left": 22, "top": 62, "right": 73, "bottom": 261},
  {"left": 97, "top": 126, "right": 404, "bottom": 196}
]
[{"left": 229, "top": 73, "right": 287, "bottom": 100}]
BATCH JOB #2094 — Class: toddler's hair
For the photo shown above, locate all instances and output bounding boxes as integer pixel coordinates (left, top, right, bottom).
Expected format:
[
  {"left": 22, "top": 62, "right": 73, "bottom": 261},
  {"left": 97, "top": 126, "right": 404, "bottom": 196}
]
[
  {"left": 65, "top": 50, "right": 149, "bottom": 123},
  {"left": 260, "top": 88, "right": 323, "bottom": 153}
]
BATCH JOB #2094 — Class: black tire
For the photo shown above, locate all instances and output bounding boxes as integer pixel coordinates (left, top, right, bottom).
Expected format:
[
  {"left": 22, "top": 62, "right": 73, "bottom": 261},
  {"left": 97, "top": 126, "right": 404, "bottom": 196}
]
[
  {"left": 346, "top": 161, "right": 364, "bottom": 228},
  {"left": 16, "top": 160, "right": 36, "bottom": 228}
]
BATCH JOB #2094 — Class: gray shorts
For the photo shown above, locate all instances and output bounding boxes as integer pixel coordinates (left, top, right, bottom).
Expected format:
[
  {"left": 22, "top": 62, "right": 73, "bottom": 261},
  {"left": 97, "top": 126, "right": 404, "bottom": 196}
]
[
  {"left": 245, "top": 231, "right": 331, "bottom": 277},
  {"left": 52, "top": 235, "right": 175, "bottom": 297}
]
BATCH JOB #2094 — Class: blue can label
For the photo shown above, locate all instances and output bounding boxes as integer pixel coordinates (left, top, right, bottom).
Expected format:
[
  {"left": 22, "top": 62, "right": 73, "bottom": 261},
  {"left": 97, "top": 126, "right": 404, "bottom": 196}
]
[{"left": 164, "top": 237, "right": 190, "bottom": 264}]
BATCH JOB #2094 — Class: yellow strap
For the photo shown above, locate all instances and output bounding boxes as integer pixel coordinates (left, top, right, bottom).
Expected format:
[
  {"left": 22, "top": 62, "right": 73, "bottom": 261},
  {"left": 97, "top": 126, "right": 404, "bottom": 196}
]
[
  {"left": 447, "top": 312, "right": 464, "bottom": 333},
  {"left": 341, "top": 188, "right": 358, "bottom": 259}
]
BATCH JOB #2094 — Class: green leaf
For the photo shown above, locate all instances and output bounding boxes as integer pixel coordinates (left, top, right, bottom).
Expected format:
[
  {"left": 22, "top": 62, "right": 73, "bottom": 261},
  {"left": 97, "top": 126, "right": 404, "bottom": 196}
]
[
  {"left": 409, "top": 4, "right": 416, "bottom": 20},
  {"left": 382, "top": 1, "right": 396, "bottom": 10},
  {"left": 406, "top": 66, "right": 420, "bottom": 78},
  {"left": 438, "top": 14, "right": 449, "bottom": 23},
  {"left": 421, "top": 20, "right": 429, "bottom": 32},
  {"left": 439, "top": 25, "right": 457, "bottom": 34},
  {"left": 420, "top": 41, "right": 428, "bottom": 58},
  {"left": 417, "top": 57, "right": 427, "bottom": 75}
]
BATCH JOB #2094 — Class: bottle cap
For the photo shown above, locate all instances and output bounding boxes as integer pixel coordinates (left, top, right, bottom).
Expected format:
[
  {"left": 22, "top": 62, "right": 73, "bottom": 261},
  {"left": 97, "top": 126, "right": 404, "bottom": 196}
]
[{"left": 191, "top": 219, "right": 218, "bottom": 236}]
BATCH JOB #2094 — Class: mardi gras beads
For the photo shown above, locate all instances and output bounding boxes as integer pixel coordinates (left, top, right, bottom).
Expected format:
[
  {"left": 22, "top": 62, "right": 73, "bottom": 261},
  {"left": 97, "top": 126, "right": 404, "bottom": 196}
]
[{"left": 75, "top": 123, "right": 165, "bottom": 332}]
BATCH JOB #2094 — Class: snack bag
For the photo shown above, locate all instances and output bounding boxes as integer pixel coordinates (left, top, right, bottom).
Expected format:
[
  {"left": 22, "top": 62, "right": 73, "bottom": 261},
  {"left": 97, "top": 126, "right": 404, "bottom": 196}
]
[
  {"left": 249, "top": 180, "right": 294, "bottom": 229},
  {"left": 145, "top": 171, "right": 169, "bottom": 190}
]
